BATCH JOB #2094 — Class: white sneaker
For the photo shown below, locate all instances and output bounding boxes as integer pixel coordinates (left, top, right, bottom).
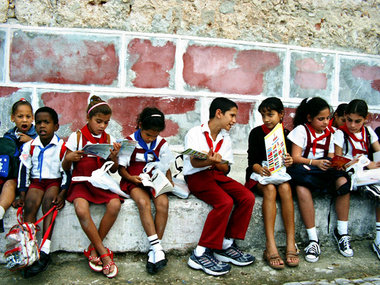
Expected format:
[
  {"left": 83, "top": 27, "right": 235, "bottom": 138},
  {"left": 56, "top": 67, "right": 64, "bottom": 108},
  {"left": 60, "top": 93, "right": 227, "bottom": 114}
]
[
  {"left": 372, "top": 241, "right": 380, "bottom": 260},
  {"left": 304, "top": 240, "right": 321, "bottom": 263}
]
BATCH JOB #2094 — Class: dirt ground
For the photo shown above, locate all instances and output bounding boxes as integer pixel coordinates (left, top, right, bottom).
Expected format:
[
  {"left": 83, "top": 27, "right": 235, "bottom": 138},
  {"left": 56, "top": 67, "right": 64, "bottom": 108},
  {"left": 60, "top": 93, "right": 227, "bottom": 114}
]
[{"left": 1, "top": 239, "right": 379, "bottom": 285}]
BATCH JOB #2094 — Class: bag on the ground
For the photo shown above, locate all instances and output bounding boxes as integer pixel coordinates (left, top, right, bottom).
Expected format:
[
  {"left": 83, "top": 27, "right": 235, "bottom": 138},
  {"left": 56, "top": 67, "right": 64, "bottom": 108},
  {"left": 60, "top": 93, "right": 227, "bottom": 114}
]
[
  {"left": 0, "top": 137, "right": 20, "bottom": 179},
  {"left": 4, "top": 206, "right": 58, "bottom": 271}
]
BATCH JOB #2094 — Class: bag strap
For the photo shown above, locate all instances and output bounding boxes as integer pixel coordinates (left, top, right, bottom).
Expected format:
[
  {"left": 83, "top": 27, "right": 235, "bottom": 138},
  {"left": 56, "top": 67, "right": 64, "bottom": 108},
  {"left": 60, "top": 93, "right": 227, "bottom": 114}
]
[
  {"left": 76, "top": 130, "right": 81, "bottom": 150},
  {"left": 173, "top": 154, "right": 183, "bottom": 178},
  {"left": 34, "top": 205, "right": 58, "bottom": 250}
]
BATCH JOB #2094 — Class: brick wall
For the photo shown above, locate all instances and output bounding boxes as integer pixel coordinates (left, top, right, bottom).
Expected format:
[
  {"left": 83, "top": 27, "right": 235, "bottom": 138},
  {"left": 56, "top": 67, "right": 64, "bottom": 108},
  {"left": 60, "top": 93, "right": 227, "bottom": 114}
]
[{"left": 0, "top": 24, "right": 379, "bottom": 153}]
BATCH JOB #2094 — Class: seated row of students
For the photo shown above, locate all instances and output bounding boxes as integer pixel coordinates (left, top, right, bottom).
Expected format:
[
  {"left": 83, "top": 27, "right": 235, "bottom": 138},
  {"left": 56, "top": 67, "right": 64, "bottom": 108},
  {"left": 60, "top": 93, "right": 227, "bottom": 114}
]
[
  {"left": 0, "top": 96, "right": 379, "bottom": 279},
  {"left": 245, "top": 97, "right": 380, "bottom": 270}
]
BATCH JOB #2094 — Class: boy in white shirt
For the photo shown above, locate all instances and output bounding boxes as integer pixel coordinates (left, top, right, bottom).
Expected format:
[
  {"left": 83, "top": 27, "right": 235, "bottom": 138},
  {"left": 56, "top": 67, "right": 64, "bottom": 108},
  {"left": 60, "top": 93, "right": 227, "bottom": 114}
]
[
  {"left": 183, "top": 97, "right": 255, "bottom": 276},
  {"left": 18, "top": 106, "right": 69, "bottom": 278}
]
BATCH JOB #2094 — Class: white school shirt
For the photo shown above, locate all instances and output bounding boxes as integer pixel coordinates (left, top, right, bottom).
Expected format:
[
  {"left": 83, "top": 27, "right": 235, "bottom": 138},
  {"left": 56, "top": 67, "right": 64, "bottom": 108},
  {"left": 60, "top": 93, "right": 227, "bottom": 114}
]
[
  {"left": 118, "top": 133, "right": 172, "bottom": 167},
  {"left": 287, "top": 125, "right": 335, "bottom": 159},
  {"left": 65, "top": 131, "right": 116, "bottom": 152},
  {"left": 183, "top": 123, "right": 234, "bottom": 176},
  {"left": 18, "top": 135, "right": 66, "bottom": 189},
  {"left": 334, "top": 126, "right": 378, "bottom": 159}
]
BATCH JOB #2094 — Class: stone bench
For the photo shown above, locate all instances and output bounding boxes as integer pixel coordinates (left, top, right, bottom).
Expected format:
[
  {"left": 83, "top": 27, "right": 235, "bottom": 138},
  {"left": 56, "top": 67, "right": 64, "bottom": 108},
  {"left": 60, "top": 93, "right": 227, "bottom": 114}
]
[{"left": 0, "top": 154, "right": 377, "bottom": 259}]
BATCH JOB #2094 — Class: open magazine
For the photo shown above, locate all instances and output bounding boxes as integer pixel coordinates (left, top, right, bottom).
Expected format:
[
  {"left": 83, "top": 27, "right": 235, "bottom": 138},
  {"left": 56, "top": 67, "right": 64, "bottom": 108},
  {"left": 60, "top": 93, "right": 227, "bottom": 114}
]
[
  {"left": 180, "top": 148, "right": 229, "bottom": 164},
  {"left": 139, "top": 169, "right": 173, "bottom": 198},
  {"left": 82, "top": 140, "right": 137, "bottom": 160}
]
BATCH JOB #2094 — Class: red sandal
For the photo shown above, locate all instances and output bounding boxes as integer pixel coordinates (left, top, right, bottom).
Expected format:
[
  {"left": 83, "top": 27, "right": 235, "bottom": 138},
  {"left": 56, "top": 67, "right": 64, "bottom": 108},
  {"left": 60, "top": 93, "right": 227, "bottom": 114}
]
[
  {"left": 84, "top": 246, "right": 103, "bottom": 272},
  {"left": 100, "top": 248, "right": 118, "bottom": 279}
]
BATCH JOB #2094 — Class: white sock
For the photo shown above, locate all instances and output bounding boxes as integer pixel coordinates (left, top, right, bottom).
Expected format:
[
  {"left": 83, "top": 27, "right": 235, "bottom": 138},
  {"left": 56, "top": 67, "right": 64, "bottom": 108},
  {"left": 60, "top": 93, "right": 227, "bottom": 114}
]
[
  {"left": 306, "top": 227, "right": 318, "bottom": 242},
  {"left": 40, "top": 239, "right": 51, "bottom": 255},
  {"left": 0, "top": 206, "right": 5, "bottom": 219},
  {"left": 222, "top": 237, "right": 234, "bottom": 250},
  {"left": 194, "top": 245, "right": 206, "bottom": 257},
  {"left": 337, "top": 220, "right": 348, "bottom": 236},
  {"left": 148, "top": 247, "right": 154, "bottom": 263},
  {"left": 148, "top": 234, "right": 163, "bottom": 252},
  {"left": 376, "top": 222, "right": 380, "bottom": 244}
]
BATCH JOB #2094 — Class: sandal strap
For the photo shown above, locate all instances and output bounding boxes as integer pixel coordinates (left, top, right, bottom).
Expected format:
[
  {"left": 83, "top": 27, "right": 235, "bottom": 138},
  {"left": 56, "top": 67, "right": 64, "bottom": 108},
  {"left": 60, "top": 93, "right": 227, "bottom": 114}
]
[
  {"left": 100, "top": 248, "right": 114, "bottom": 260},
  {"left": 103, "top": 261, "right": 115, "bottom": 271}
]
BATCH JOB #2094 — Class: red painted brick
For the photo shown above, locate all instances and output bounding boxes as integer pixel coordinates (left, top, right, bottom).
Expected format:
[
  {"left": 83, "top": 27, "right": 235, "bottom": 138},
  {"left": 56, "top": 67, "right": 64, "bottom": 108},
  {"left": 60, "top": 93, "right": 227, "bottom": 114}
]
[
  {"left": 294, "top": 71, "right": 327, "bottom": 89},
  {"left": 41, "top": 92, "right": 89, "bottom": 131},
  {"left": 368, "top": 113, "right": 380, "bottom": 130},
  {"left": 128, "top": 39, "right": 175, "bottom": 88},
  {"left": 352, "top": 65, "right": 380, "bottom": 81},
  {"left": 183, "top": 45, "right": 280, "bottom": 95},
  {"left": 236, "top": 102, "right": 255, "bottom": 125},
  {"left": 372, "top": 80, "right": 380, "bottom": 92},
  {"left": 0, "top": 87, "right": 20, "bottom": 97},
  {"left": 10, "top": 32, "right": 119, "bottom": 85},
  {"left": 108, "top": 97, "right": 196, "bottom": 137},
  {"left": 294, "top": 58, "right": 327, "bottom": 90}
]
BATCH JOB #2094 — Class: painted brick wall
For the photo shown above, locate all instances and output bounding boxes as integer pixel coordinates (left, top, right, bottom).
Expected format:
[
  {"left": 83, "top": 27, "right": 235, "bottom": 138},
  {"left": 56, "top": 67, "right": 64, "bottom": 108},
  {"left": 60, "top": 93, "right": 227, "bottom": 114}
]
[{"left": 0, "top": 24, "right": 379, "bottom": 153}]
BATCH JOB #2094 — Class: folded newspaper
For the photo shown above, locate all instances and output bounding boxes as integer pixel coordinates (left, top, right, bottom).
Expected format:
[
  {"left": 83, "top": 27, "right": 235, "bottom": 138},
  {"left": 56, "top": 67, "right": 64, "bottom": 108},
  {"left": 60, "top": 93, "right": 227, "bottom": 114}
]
[
  {"left": 139, "top": 169, "right": 173, "bottom": 198},
  {"left": 82, "top": 140, "right": 137, "bottom": 160},
  {"left": 180, "top": 148, "right": 229, "bottom": 164}
]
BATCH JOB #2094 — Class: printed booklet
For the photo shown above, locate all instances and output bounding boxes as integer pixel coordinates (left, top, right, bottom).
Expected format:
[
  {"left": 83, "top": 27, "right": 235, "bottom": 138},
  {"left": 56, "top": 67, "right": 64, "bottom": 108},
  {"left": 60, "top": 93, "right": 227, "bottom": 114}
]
[
  {"left": 180, "top": 148, "right": 229, "bottom": 164},
  {"left": 264, "top": 123, "right": 287, "bottom": 174},
  {"left": 139, "top": 169, "right": 173, "bottom": 198},
  {"left": 82, "top": 140, "right": 137, "bottom": 160}
]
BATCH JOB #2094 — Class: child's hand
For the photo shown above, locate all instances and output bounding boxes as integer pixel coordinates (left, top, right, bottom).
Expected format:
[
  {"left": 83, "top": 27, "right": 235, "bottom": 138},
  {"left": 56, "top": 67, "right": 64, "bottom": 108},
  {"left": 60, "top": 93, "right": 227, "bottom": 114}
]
[
  {"left": 12, "top": 192, "right": 25, "bottom": 208},
  {"left": 315, "top": 159, "right": 331, "bottom": 171},
  {"left": 206, "top": 149, "right": 222, "bottom": 164},
  {"left": 259, "top": 166, "right": 271, "bottom": 177},
  {"left": 367, "top": 161, "right": 380, "bottom": 169},
  {"left": 130, "top": 175, "right": 142, "bottom": 185},
  {"left": 52, "top": 191, "right": 66, "bottom": 210},
  {"left": 284, "top": 153, "right": 293, "bottom": 167},
  {"left": 66, "top": 150, "right": 85, "bottom": 162},
  {"left": 109, "top": 142, "right": 121, "bottom": 161},
  {"left": 18, "top": 133, "right": 33, "bottom": 143}
]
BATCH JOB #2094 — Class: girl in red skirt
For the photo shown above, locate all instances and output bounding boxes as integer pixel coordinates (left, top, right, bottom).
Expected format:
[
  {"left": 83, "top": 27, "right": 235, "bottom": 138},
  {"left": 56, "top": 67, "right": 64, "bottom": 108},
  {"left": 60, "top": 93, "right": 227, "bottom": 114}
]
[
  {"left": 118, "top": 107, "right": 173, "bottom": 274},
  {"left": 63, "top": 96, "right": 121, "bottom": 278}
]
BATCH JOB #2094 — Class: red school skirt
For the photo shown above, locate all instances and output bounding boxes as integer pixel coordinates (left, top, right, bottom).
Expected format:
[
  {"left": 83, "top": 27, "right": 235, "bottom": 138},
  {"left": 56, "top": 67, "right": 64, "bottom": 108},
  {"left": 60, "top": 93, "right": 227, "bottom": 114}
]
[
  {"left": 66, "top": 156, "right": 122, "bottom": 204},
  {"left": 120, "top": 162, "right": 147, "bottom": 196}
]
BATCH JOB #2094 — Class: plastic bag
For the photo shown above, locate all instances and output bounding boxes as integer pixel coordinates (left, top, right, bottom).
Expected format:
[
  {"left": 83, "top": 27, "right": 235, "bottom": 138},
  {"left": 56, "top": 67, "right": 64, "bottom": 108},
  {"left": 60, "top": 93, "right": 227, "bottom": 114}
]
[
  {"left": 250, "top": 161, "right": 291, "bottom": 185},
  {"left": 72, "top": 161, "right": 129, "bottom": 198}
]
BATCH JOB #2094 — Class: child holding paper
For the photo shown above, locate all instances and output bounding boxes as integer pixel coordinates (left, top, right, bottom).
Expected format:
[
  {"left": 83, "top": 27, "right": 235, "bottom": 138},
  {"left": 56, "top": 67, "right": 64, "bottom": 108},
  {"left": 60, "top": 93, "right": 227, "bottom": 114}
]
[
  {"left": 118, "top": 107, "right": 174, "bottom": 274},
  {"left": 245, "top": 97, "right": 297, "bottom": 269}
]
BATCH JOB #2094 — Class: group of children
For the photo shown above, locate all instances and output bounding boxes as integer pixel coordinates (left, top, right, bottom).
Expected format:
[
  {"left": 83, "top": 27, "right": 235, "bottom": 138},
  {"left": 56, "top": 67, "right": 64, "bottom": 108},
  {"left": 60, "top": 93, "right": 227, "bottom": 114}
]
[{"left": 0, "top": 95, "right": 379, "bottom": 279}]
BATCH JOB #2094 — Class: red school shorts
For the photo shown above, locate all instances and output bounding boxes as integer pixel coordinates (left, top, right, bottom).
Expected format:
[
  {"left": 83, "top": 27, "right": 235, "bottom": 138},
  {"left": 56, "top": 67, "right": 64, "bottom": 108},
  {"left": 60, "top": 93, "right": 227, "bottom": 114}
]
[{"left": 29, "top": 178, "right": 61, "bottom": 192}]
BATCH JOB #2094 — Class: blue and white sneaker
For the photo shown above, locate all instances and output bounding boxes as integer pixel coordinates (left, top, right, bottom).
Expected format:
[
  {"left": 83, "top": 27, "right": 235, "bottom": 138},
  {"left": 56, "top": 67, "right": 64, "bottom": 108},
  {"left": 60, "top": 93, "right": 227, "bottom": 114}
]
[
  {"left": 333, "top": 228, "right": 354, "bottom": 257},
  {"left": 188, "top": 248, "right": 231, "bottom": 276},
  {"left": 372, "top": 241, "right": 380, "bottom": 260},
  {"left": 214, "top": 242, "right": 255, "bottom": 266}
]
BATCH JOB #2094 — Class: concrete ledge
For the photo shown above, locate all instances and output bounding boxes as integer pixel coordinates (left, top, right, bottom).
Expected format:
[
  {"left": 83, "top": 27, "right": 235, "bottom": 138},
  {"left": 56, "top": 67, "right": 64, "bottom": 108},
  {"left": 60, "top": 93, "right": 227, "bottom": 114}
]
[{"left": 0, "top": 194, "right": 376, "bottom": 256}]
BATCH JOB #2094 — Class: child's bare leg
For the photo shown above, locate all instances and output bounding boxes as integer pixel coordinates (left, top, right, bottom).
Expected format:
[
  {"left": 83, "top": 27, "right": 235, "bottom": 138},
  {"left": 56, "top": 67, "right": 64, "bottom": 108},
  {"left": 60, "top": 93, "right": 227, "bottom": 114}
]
[
  {"left": 131, "top": 187, "right": 156, "bottom": 236},
  {"left": 97, "top": 198, "right": 121, "bottom": 240},
  {"left": 0, "top": 179, "right": 17, "bottom": 211},
  {"left": 153, "top": 194, "right": 168, "bottom": 239},
  {"left": 335, "top": 177, "right": 350, "bottom": 221},
  {"left": 278, "top": 182, "right": 297, "bottom": 264},
  {"left": 41, "top": 186, "right": 59, "bottom": 239},
  {"left": 73, "top": 198, "right": 115, "bottom": 274},
  {"left": 24, "top": 188, "right": 44, "bottom": 223},
  {"left": 296, "top": 186, "right": 315, "bottom": 229}
]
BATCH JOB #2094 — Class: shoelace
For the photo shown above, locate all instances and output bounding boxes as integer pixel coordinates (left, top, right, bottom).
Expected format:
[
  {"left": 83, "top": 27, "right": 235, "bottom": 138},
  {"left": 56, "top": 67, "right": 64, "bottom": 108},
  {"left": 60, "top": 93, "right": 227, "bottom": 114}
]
[
  {"left": 340, "top": 236, "right": 351, "bottom": 250},
  {"left": 305, "top": 242, "right": 319, "bottom": 254},
  {"left": 203, "top": 250, "right": 221, "bottom": 265}
]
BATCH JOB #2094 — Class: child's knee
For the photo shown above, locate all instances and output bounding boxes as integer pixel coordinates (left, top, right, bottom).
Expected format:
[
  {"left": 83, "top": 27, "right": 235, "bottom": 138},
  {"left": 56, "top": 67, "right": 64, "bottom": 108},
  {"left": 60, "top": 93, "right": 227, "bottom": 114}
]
[
  {"left": 107, "top": 199, "right": 121, "bottom": 215},
  {"left": 155, "top": 197, "right": 169, "bottom": 213},
  {"left": 136, "top": 197, "right": 151, "bottom": 211}
]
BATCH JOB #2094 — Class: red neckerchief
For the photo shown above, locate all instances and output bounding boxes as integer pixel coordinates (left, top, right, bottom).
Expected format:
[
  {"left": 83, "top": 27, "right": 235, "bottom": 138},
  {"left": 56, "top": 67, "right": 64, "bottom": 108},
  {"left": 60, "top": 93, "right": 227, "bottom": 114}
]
[
  {"left": 81, "top": 125, "right": 108, "bottom": 144},
  {"left": 340, "top": 124, "right": 368, "bottom": 154},
  {"left": 203, "top": 126, "right": 223, "bottom": 153},
  {"left": 306, "top": 123, "right": 331, "bottom": 155},
  {"left": 261, "top": 124, "right": 272, "bottom": 135},
  {"left": 327, "top": 118, "right": 335, "bottom": 134},
  {"left": 81, "top": 125, "right": 108, "bottom": 166}
]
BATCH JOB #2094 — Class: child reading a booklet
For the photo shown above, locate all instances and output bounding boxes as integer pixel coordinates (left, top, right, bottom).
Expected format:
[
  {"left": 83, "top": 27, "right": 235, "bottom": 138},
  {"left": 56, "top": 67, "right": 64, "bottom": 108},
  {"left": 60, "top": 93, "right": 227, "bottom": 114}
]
[
  {"left": 183, "top": 97, "right": 255, "bottom": 276},
  {"left": 334, "top": 99, "right": 380, "bottom": 261},
  {"left": 63, "top": 96, "right": 121, "bottom": 279},
  {"left": 118, "top": 107, "right": 174, "bottom": 274},
  {"left": 245, "top": 97, "right": 298, "bottom": 270}
]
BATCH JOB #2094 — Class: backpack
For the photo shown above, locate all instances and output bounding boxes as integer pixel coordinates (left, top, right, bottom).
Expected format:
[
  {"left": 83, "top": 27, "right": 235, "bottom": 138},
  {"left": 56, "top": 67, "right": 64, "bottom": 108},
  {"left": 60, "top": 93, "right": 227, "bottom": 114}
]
[
  {"left": 0, "top": 137, "right": 20, "bottom": 179},
  {"left": 4, "top": 206, "right": 58, "bottom": 271}
]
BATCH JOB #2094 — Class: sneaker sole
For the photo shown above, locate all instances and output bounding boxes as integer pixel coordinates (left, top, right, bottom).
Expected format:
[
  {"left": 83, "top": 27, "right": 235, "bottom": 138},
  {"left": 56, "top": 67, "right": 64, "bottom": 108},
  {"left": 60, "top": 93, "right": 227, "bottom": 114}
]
[
  {"left": 213, "top": 253, "right": 254, "bottom": 266},
  {"left": 372, "top": 243, "right": 380, "bottom": 260},
  {"left": 187, "top": 258, "right": 230, "bottom": 276},
  {"left": 333, "top": 234, "right": 354, "bottom": 257},
  {"left": 305, "top": 255, "right": 319, "bottom": 263}
]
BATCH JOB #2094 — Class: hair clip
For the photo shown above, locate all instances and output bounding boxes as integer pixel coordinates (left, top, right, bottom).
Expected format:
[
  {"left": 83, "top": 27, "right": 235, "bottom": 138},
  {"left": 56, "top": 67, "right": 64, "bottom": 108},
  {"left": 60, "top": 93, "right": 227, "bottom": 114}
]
[
  {"left": 151, "top": 114, "right": 162, "bottom": 118},
  {"left": 87, "top": 102, "right": 109, "bottom": 115},
  {"left": 19, "top": 98, "right": 26, "bottom": 102},
  {"left": 306, "top": 97, "right": 312, "bottom": 103}
]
